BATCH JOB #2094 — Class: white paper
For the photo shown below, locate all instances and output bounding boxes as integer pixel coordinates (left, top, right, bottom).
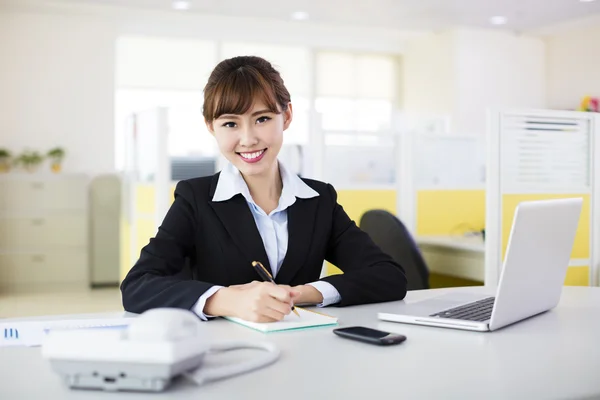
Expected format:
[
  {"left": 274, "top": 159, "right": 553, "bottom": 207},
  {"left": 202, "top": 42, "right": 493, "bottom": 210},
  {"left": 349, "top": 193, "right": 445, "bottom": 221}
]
[
  {"left": 224, "top": 307, "right": 338, "bottom": 333},
  {"left": 0, "top": 317, "right": 133, "bottom": 347}
]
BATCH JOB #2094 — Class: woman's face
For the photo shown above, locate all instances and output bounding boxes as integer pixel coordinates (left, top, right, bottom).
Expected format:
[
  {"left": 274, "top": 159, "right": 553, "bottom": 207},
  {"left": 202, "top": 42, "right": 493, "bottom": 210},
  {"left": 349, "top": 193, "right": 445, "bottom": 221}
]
[{"left": 208, "top": 99, "right": 293, "bottom": 177}]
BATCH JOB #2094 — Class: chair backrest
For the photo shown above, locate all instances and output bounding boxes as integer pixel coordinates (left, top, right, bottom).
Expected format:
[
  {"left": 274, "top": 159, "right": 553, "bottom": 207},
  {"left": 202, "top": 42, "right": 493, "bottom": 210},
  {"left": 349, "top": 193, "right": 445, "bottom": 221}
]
[{"left": 359, "top": 210, "right": 429, "bottom": 290}]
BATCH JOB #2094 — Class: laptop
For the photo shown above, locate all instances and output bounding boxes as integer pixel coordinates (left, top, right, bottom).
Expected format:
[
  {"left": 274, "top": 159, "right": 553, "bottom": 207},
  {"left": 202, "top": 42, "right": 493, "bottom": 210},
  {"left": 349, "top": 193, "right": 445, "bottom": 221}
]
[{"left": 378, "top": 198, "right": 583, "bottom": 332}]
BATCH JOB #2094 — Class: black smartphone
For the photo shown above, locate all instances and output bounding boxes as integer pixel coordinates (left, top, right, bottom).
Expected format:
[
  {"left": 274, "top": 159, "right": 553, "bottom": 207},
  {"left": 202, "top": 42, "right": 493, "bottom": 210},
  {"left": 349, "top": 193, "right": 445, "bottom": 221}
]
[{"left": 333, "top": 326, "right": 407, "bottom": 346}]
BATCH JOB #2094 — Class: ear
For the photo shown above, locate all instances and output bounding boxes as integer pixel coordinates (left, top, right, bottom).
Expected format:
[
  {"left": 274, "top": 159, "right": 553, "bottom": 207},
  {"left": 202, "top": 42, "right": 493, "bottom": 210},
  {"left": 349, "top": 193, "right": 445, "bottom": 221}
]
[
  {"left": 282, "top": 102, "right": 293, "bottom": 131},
  {"left": 205, "top": 119, "right": 215, "bottom": 135}
]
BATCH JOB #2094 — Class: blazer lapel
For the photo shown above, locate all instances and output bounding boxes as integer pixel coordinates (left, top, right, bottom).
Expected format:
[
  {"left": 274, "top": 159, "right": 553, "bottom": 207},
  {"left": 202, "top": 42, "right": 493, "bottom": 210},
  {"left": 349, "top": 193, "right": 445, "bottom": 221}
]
[
  {"left": 208, "top": 176, "right": 272, "bottom": 274},
  {"left": 276, "top": 197, "right": 319, "bottom": 284}
]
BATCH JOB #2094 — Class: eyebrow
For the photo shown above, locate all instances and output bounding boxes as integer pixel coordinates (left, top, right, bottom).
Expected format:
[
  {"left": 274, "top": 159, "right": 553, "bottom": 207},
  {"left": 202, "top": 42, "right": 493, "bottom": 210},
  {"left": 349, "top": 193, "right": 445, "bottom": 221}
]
[{"left": 218, "top": 109, "right": 274, "bottom": 119}]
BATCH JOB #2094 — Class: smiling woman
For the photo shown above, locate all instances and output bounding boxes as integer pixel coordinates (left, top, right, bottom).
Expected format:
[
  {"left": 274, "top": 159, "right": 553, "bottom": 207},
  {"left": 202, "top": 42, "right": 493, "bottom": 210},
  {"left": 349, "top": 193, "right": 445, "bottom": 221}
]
[
  {"left": 120, "top": 55, "right": 408, "bottom": 324},
  {"left": 203, "top": 56, "right": 291, "bottom": 182}
]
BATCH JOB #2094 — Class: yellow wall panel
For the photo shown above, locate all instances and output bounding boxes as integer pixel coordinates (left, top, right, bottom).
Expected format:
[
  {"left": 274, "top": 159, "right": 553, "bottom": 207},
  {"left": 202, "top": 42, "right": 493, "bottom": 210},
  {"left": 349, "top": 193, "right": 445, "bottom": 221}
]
[
  {"left": 501, "top": 194, "right": 590, "bottom": 260},
  {"left": 135, "top": 184, "right": 156, "bottom": 214},
  {"left": 325, "top": 189, "right": 397, "bottom": 276},
  {"left": 564, "top": 266, "right": 589, "bottom": 286},
  {"left": 335, "top": 189, "right": 397, "bottom": 224},
  {"left": 120, "top": 184, "right": 173, "bottom": 282},
  {"left": 416, "top": 190, "right": 486, "bottom": 236},
  {"left": 134, "top": 217, "right": 156, "bottom": 257}
]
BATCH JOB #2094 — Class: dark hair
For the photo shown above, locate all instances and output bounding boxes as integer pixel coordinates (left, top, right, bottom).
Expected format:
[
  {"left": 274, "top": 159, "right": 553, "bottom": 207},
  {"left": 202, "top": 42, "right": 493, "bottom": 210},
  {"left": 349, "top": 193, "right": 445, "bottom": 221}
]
[{"left": 203, "top": 56, "right": 291, "bottom": 123}]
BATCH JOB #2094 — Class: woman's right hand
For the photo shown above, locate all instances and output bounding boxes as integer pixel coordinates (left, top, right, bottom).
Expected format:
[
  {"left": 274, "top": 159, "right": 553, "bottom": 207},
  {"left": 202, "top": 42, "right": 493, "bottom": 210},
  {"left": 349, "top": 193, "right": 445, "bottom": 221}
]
[{"left": 204, "top": 281, "right": 300, "bottom": 322}]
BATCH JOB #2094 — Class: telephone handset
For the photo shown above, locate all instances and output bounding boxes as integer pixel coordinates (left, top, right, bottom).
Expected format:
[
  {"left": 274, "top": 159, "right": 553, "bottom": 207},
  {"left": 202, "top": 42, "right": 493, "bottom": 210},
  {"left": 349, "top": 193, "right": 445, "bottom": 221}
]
[{"left": 42, "top": 308, "right": 280, "bottom": 392}]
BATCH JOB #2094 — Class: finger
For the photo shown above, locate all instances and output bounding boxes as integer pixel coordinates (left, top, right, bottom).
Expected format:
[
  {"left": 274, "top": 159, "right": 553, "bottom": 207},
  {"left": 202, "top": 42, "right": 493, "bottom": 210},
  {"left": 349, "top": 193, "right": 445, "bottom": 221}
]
[
  {"left": 250, "top": 296, "right": 288, "bottom": 321},
  {"left": 264, "top": 296, "right": 292, "bottom": 317},
  {"left": 261, "top": 303, "right": 287, "bottom": 321},
  {"left": 267, "top": 285, "right": 293, "bottom": 302},
  {"left": 252, "top": 314, "right": 280, "bottom": 323},
  {"left": 245, "top": 312, "right": 279, "bottom": 323}
]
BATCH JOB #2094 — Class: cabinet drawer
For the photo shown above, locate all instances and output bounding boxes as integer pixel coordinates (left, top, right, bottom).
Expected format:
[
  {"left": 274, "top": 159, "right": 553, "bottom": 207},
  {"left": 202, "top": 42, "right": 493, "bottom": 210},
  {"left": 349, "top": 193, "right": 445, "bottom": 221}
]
[
  {"left": 0, "top": 178, "right": 87, "bottom": 212},
  {"left": 0, "top": 251, "right": 88, "bottom": 286},
  {"left": 0, "top": 215, "right": 87, "bottom": 248}
]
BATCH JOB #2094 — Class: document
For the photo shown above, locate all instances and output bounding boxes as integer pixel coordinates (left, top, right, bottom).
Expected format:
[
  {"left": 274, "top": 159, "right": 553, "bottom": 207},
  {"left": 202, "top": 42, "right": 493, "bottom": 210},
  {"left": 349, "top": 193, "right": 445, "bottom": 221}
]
[
  {"left": 0, "top": 317, "right": 133, "bottom": 347},
  {"left": 224, "top": 307, "right": 338, "bottom": 333}
]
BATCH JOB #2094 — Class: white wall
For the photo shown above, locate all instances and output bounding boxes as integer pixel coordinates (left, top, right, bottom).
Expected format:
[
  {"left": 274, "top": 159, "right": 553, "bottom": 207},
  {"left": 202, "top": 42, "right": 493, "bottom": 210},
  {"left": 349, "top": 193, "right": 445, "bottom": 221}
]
[
  {"left": 0, "top": 11, "right": 116, "bottom": 174},
  {"left": 454, "top": 28, "right": 546, "bottom": 135},
  {"left": 545, "top": 22, "right": 600, "bottom": 110},
  {"left": 0, "top": 1, "right": 418, "bottom": 175},
  {"left": 403, "top": 31, "right": 456, "bottom": 118},
  {"left": 402, "top": 28, "right": 546, "bottom": 136}
]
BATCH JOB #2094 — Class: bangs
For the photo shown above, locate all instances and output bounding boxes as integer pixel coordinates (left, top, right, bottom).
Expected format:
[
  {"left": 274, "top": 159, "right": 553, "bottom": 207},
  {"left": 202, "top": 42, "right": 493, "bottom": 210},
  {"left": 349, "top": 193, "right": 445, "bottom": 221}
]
[{"left": 208, "top": 66, "right": 281, "bottom": 121}]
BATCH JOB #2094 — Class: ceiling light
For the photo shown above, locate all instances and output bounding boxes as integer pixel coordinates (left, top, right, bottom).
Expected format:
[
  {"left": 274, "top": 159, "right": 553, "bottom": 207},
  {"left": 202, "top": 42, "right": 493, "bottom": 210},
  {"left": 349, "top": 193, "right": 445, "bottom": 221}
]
[
  {"left": 291, "top": 11, "right": 309, "bottom": 21},
  {"left": 172, "top": 1, "right": 191, "bottom": 11},
  {"left": 580, "top": 0, "right": 596, "bottom": 3},
  {"left": 489, "top": 16, "right": 507, "bottom": 25}
]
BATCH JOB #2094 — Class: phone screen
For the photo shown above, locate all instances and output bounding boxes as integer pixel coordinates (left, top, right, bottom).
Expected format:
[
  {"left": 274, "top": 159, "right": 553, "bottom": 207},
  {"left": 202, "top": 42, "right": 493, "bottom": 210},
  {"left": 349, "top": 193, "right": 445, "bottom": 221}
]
[{"left": 337, "top": 326, "right": 390, "bottom": 338}]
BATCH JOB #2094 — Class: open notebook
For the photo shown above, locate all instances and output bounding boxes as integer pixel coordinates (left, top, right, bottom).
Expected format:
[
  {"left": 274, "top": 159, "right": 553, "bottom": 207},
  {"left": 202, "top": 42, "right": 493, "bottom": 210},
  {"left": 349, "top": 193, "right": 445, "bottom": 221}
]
[{"left": 224, "top": 307, "right": 338, "bottom": 333}]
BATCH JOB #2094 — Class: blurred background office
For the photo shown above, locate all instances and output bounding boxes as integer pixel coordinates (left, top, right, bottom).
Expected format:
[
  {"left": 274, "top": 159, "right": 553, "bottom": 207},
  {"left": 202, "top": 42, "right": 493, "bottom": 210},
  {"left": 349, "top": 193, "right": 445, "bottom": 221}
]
[{"left": 1, "top": 0, "right": 599, "bottom": 317}]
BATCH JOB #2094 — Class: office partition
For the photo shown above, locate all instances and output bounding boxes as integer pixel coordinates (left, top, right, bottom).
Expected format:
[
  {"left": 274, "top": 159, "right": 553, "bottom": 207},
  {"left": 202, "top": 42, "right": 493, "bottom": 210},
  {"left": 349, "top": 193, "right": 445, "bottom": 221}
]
[
  {"left": 485, "top": 109, "right": 600, "bottom": 287},
  {"left": 397, "top": 114, "right": 486, "bottom": 237}
]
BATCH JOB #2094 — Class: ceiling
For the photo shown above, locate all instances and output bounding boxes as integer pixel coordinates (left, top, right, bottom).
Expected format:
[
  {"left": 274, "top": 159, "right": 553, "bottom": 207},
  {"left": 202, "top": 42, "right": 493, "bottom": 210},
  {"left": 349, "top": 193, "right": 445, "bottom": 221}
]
[{"left": 26, "top": 0, "right": 600, "bottom": 31}]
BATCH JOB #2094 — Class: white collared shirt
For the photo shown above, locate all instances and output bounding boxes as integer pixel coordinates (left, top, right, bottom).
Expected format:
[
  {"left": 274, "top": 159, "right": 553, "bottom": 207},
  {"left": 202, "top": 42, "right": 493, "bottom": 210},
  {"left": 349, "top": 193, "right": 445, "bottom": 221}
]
[{"left": 193, "top": 161, "right": 342, "bottom": 320}]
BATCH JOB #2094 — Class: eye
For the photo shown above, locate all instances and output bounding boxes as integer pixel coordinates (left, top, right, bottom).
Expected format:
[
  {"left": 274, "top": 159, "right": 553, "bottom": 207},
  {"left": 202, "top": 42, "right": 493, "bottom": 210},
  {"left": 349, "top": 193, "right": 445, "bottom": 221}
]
[
  {"left": 256, "top": 116, "right": 271, "bottom": 124},
  {"left": 221, "top": 121, "right": 236, "bottom": 128}
]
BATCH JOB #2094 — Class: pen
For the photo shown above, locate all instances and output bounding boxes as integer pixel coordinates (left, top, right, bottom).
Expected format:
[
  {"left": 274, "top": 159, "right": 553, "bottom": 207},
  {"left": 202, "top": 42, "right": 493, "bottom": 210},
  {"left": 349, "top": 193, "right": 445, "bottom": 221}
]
[{"left": 252, "top": 261, "right": 300, "bottom": 317}]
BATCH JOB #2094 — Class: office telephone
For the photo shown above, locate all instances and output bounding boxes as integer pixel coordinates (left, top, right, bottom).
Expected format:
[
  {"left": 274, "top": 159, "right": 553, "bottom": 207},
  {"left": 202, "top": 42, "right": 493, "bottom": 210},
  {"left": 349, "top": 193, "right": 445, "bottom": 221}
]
[{"left": 41, "top": 308, "right": 281, "bottom": 392}]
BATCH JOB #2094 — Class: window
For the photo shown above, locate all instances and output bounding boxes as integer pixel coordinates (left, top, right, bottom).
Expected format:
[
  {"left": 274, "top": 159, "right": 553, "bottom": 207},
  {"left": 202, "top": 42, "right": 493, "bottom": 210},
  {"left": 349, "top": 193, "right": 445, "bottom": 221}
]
[
  {"left": 115, "top": 37, "right": 218, "bottom": 171},
  {"left": 315, "top": 51, "right": 400, "bottom": 185}
]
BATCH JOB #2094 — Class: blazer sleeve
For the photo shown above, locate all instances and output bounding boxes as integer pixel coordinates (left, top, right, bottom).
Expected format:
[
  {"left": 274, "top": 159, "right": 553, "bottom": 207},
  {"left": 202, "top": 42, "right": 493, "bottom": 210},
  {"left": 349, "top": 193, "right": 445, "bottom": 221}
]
[
  {"left": 120, "top": 180, "right": 214, "bottom": 313},
  {"left": 319, "top": 184, "right": 408, "bottom": 306}
]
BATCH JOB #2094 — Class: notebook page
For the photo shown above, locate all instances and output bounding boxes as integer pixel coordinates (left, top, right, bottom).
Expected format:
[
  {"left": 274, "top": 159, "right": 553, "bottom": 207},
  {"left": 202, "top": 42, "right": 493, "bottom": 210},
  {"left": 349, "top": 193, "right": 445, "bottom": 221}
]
[{"left": 224, "top": 307, "right": 338, "bottom": 332}]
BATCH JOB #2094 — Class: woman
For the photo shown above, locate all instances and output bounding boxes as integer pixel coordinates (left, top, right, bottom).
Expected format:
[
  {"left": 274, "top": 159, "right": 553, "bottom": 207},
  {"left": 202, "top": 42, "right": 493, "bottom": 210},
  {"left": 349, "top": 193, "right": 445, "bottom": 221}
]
[{"left": 120, "top": 56, "right": 407, "bottom": 322}]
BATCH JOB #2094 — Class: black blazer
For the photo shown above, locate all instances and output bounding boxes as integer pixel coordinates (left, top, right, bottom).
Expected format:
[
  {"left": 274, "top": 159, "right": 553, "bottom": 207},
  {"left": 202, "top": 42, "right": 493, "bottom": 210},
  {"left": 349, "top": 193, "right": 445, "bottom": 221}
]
[{"left": 120, "top": 173, "right": 408, "bottom": 314}]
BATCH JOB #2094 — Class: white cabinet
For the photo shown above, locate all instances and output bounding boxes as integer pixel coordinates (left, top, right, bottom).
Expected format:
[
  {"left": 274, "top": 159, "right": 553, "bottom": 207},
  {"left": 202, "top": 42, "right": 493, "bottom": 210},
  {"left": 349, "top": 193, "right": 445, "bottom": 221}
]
[
  {"left": 0, "top": 215, "right": 87, "bottom": 249},
  {"left": 0, "top": 252, "right": 88, "bottom": 286},
  {"left": 0, "top": 174, "right": 89, "bottom": 291}
]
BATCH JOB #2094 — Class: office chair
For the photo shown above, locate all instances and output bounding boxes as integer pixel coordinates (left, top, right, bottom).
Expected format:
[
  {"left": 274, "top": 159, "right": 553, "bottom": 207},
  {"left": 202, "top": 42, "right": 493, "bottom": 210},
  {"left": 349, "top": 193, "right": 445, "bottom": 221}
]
[{"left": 359, "top": 210, "right": 429, "bottom": 290}]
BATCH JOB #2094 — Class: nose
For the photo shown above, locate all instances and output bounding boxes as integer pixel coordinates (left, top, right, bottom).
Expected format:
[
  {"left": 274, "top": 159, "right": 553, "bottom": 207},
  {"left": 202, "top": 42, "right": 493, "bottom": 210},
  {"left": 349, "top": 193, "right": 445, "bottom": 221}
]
[{"left": 238, "top": 125, "right": 259, "bottom": 147}]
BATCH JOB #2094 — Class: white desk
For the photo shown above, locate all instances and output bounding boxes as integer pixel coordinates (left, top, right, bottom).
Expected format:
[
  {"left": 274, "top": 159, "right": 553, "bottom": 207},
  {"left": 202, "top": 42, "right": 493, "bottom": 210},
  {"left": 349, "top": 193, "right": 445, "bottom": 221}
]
[
  {"left": 2, "top": 286, "right": 600, "bottom": 399},
  {"left": 417, "top": 235, "right": 485, "bottom": 282}
]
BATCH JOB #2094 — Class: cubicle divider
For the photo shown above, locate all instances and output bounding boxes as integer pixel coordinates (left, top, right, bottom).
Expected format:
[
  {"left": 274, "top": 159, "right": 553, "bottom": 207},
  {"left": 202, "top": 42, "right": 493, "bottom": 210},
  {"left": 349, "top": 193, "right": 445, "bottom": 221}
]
[
  {"left": 414, "top": 189, "right": 485, "bottom": 236},
  {"left": 397, "top": 121, "right": 487, "bottom": 237},
  {"left": 485, "top": 109, "right": 600, "bottom": 287},
  {"left": 119, "top": 107, "right": 171, "bottom": 280}
]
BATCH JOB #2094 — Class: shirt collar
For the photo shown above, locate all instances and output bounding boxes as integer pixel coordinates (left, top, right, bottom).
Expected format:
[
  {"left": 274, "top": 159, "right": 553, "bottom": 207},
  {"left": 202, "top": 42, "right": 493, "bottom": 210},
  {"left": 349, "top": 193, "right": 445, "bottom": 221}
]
[{"left": 212, "top": 160, "right": 319, "bottom": 209}]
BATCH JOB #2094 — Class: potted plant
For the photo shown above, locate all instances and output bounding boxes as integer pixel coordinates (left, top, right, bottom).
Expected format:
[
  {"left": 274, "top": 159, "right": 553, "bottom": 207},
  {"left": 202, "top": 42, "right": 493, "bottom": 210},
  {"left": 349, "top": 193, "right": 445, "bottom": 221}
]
[
  {"left": 47, "top": 147, "right": 66, "bottom": 173},
  {"left": 0, "top": 148, "right": 11, "bottom": 173},
  {"left": 15, "top": 151, "right": 44, "bottom": 173}
]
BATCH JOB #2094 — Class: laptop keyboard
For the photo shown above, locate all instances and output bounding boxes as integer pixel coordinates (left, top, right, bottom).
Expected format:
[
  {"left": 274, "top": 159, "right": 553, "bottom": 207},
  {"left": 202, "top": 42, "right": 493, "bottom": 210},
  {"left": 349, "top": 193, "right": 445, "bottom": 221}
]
[{"left": 429, "top": 297, "right": 495, "bottom": 322}]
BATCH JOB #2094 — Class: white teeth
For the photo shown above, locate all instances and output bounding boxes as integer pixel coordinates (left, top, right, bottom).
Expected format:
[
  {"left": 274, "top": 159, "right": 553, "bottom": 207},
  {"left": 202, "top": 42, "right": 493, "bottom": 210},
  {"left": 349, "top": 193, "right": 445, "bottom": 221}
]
[{"left": 240, "top": 150, "right": 264, "bottom": 160}]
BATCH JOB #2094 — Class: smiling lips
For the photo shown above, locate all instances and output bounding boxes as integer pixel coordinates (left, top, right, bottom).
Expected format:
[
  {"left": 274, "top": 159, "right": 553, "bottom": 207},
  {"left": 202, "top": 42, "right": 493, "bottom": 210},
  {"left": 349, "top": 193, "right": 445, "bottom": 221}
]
[{"left": 238, "top": 149, "right": 266, "bottom": 163}]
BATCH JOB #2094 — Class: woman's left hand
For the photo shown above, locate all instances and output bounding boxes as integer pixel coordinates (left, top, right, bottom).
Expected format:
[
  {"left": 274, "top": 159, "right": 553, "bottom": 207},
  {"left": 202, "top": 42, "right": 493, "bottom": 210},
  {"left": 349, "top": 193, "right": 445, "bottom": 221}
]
[{"left": 280, "top": 284, "right": 324, "bottom": 305}]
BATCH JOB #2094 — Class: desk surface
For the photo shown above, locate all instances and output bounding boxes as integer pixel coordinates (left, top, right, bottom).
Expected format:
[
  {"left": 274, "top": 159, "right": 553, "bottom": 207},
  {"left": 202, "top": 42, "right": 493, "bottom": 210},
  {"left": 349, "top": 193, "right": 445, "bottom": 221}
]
[
  {"left": 2, "top": 286, "right": 600, "bottom": 399},
  {"left": 417, "top": 235, "right": 485, "bottom": 253}
]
